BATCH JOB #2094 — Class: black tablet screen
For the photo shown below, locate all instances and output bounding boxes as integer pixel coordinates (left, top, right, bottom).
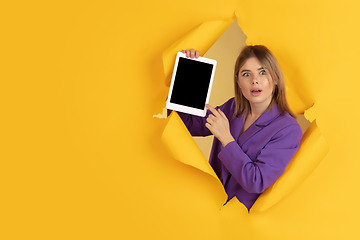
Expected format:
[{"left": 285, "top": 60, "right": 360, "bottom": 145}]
[{"left": 170, "top": 57, "right": 214, "bottom": 110}]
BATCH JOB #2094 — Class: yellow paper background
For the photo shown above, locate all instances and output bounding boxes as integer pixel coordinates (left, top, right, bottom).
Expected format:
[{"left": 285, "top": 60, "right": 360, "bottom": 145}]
[{"left": 2, "top": 0, "right": 360, "bottom": 239}]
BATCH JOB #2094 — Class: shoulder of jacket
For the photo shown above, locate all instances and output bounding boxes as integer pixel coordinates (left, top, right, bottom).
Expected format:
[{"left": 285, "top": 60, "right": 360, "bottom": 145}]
[
  {"left": 272, "top": 113, "right": 302, "bottom": 134},
  {"left": 219, "top": 97, "right": 236, "bottom": 112},
  {"left": 277, "top": 112, "right": 299, "bottom": 125},
  {"left": 223, "top": 97, "right": 235, "bottom": 106}
]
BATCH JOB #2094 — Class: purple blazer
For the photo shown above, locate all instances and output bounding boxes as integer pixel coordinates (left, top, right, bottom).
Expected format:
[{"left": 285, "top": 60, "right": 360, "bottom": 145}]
[{"left": 174, "top": 98, "right": 302, "bottom": 210}]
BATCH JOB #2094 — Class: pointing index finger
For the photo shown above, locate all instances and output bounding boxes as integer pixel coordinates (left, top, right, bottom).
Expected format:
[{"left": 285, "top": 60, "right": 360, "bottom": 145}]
[{"left": 205, "top": 104, "right": 220, "bottom": 117}]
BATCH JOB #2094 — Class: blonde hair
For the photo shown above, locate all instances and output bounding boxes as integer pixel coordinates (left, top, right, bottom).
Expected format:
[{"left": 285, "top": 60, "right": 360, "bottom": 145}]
[{"left": 233, "top": 45, "right": 296, "bottom": 118}]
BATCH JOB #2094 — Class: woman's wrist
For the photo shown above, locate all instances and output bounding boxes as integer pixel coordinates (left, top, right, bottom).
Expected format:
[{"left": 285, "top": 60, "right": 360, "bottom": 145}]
[{"left": 221, "top": 135, "right": 235, "bottom": 148}]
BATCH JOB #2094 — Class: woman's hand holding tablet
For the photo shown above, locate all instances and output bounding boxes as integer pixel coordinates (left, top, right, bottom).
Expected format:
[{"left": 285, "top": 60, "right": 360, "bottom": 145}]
[{"left": 181, "top": 49, "right": 200, "bottom": 59}]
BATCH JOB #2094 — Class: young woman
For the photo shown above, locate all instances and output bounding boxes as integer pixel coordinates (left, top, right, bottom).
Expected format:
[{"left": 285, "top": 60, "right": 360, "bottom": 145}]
[{"left": 173, "top": 45, "right": 302, "bottom": 210}]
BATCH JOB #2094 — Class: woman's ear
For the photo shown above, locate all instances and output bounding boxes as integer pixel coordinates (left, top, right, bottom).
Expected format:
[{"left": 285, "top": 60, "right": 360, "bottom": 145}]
[{"left": 237, "top": 79, "right": 241, "bottom": 89}]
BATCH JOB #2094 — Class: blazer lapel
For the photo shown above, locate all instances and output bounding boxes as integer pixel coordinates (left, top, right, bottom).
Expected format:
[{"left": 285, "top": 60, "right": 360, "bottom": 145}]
[
  {"left": 238, "top": 123, "right": 262, "bottom": 147},
  {"left": 238, "top": 104, "right": 281, "bottom": 146}
]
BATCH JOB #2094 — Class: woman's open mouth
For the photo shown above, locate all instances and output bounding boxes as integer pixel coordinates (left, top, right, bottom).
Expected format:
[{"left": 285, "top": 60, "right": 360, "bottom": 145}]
[{"left": 251, "top": 89, "right": 262, "bottom": 96}]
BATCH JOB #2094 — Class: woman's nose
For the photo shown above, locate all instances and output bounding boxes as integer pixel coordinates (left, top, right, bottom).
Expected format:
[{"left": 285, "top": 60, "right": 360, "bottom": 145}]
[{"left": 252, "top": 77, "right": 259, "bottom": 84}]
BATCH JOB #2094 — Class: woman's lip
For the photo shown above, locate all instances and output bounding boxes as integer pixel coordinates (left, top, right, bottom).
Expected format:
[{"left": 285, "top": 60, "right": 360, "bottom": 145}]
[
  {"left": 251, "top": 88, "right": 262, "bottom": 92},
  {"left": 251, "top": 89, "right": 262, "bottom": 96}
]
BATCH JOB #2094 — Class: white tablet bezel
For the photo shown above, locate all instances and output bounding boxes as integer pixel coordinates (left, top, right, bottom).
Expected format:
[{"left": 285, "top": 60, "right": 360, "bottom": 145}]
[{"left": 166, "top": 52, "right": 217, "bottom": 117}]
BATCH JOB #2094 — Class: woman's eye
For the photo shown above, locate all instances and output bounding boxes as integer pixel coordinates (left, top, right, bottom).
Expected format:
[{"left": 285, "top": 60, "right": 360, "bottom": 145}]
[
  {"left": 242, "top": 72, "right": 250, "bottom": 77},
  {"left": 260, "top": 70, "right": 266, "bottom": 75}
]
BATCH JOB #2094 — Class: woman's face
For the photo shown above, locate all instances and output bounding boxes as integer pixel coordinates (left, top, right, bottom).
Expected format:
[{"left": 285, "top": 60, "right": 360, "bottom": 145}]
[{"left": 237, "top": 57, "right": 276, "bottom": 109}]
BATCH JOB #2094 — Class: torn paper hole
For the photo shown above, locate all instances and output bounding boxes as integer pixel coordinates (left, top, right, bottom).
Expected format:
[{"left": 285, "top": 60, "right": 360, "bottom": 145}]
[{"left": 160, "top": 17, "right": 328, "bottom": 211}]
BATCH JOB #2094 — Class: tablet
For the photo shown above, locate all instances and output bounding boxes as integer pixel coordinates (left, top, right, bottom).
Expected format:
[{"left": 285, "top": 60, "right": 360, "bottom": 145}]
[{"left": 166, "top": 52, "right": 217, "bottom": 117}]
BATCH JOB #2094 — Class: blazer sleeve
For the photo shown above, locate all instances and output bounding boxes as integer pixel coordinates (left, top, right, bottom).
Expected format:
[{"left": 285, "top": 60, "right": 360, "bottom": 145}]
[
  {"left": 218, "top": 124, "right": 302, "bottom": 194},
  {"left": 167, "top": 110, "right": 212, "bottom": 136},
  {"left": 167, "top": 98, "right": 235, "bottom": 137}
]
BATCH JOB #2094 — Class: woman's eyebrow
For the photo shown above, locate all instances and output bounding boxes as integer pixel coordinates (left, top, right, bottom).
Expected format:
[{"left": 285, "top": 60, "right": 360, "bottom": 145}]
[{"left": 240, "top": 67, "right": 264, "bottom": 73}]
